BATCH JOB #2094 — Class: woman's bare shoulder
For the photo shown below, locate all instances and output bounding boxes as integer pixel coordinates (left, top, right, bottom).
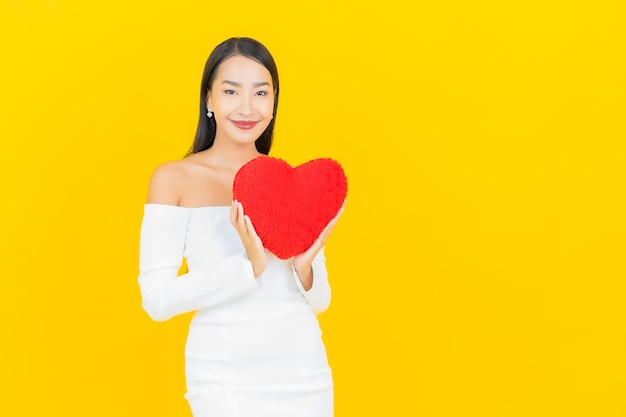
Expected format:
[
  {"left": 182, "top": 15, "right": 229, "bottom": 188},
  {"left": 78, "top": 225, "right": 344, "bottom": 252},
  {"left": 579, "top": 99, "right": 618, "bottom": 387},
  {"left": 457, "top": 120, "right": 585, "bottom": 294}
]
[{"left": 146, "top": 160, "right": 191, "bottom": 205}]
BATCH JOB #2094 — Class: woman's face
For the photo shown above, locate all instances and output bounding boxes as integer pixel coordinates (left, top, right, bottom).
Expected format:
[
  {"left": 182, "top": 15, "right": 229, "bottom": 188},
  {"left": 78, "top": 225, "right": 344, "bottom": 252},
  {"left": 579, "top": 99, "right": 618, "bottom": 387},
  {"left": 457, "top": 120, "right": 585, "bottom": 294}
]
[{"left": 207, "top": 55, "right": 275, "bottom": 147}]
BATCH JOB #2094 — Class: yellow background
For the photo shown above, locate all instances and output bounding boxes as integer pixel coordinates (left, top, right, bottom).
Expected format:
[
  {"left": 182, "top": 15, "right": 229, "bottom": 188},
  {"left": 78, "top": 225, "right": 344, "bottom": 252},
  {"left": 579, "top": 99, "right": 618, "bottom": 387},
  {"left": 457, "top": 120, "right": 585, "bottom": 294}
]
[{"left": 1, "top": 1, "right": 625, "bottom": 416}]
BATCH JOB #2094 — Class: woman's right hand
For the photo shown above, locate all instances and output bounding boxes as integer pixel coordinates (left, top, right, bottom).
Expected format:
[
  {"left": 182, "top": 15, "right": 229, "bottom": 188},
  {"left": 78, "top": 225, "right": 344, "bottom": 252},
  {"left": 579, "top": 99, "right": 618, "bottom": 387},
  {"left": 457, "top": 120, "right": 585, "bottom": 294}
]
[{"left": 230, "top": 200, "right": 267, "bottom": 278}]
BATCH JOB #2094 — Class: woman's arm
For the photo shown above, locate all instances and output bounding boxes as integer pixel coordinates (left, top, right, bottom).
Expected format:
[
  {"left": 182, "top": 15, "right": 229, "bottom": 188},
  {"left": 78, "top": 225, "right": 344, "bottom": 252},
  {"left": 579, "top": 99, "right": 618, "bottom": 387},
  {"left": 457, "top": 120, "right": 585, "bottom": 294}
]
[
  {"left": 292, "top": 205, "right": 344, "bottom": 314},
  {"left": 292, "top": 248, "right": 331, "bottom": 315},
  {"left": 138, "top": 204, "right": 259, "bottom": 322}
]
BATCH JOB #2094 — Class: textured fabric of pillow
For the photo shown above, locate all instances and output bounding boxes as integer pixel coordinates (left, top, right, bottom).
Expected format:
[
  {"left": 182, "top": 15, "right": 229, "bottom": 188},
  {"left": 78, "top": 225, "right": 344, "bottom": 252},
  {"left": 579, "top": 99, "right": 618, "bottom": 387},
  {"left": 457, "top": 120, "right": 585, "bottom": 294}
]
[{"left": 233, "top": 156, "right": 348, "bottom": 259}]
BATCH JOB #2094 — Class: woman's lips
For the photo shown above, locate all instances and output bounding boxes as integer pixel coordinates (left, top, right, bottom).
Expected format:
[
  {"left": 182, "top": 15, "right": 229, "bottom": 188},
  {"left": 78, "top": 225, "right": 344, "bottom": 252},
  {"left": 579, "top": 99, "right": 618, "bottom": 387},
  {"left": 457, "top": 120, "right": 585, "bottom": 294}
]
[{"left": 232, "top": 120, "right": 259, "bottom": 130}]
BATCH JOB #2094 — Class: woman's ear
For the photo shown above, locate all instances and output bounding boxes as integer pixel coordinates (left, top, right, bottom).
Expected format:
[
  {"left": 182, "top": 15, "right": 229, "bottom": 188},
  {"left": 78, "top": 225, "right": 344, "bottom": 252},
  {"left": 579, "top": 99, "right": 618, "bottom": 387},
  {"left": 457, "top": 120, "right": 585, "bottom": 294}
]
[{"left": 206, "top": 91, "right": 212, "bottom": 111}]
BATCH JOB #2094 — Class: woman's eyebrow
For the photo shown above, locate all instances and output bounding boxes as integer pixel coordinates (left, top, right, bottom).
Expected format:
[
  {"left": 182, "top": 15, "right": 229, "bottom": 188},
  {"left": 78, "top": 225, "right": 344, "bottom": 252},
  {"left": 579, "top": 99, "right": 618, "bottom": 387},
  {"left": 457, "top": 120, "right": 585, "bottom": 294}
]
[{"left": 222, "top": 80, "right": 270, "bottom": 87}]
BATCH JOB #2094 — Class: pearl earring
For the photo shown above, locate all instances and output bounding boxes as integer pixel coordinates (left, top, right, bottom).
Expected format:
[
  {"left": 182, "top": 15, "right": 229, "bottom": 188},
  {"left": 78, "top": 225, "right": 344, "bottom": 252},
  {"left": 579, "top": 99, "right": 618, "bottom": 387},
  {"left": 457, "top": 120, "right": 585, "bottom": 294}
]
[{"left": 207, "top": 109, "right": 213, "bottom": 118}]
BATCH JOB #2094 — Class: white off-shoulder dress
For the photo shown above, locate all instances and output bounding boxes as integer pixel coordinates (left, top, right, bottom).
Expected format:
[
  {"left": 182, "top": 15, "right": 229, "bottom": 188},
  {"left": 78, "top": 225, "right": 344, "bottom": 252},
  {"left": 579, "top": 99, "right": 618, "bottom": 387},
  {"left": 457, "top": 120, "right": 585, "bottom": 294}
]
[{"left": 138, "top": 204, "right": 333, "bottom": 417}]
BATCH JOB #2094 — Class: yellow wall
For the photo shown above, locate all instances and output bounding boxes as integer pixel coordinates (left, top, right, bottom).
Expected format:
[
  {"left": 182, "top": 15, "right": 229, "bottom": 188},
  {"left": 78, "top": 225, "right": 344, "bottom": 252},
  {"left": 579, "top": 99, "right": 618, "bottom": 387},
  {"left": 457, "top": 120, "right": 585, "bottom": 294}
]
[{"left": 1, "top": 1, "right": 625, "bottom": 416}]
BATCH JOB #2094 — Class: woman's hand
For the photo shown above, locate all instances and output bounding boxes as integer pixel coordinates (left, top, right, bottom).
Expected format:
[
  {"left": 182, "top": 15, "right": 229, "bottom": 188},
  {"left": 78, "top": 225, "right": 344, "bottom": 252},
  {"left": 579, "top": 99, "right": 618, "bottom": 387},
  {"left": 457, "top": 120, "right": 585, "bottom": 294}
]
[
  {"left": 230, "top": 200, "right": 267, "bottom": 278},
  {"left": 293, "top": 203, "right": 345, "bottom": 290}
]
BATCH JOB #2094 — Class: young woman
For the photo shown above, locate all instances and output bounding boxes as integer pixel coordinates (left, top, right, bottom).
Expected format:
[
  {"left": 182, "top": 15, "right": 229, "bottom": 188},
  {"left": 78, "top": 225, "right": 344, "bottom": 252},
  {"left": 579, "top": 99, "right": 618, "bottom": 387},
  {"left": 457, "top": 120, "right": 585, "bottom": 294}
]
[{"left": 138, "top": 37, "right": 342, "bottom": 417}]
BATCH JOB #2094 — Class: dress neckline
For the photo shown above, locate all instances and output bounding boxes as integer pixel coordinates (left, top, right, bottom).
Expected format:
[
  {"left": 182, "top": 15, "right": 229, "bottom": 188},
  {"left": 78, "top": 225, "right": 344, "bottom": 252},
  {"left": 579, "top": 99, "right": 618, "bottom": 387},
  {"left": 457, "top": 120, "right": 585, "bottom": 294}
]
[{"left": 145, "top": 203, "right": 230, "bottom": 210}]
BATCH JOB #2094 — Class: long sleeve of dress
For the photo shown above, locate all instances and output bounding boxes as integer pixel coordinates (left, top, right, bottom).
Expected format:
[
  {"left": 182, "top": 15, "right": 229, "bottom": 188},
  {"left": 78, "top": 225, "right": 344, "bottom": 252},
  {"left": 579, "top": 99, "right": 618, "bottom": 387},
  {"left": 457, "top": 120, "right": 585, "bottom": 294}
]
[
  {"left": 138, "top": 204, "right": 259, "bottom": 322},
  {"left": 293, "top": 247, "right": 331, "bottom": 315}
]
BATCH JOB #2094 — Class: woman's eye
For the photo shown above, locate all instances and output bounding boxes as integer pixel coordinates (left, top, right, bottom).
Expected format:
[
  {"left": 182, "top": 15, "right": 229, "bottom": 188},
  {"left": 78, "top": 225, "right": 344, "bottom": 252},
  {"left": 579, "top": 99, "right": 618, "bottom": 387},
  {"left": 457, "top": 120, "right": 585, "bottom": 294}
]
[
  {"left": 255, "top": 91, "right": 268, "bottom": 96},
  {"left": 224, "top": 90, "right": 237, "bottom": 95}
]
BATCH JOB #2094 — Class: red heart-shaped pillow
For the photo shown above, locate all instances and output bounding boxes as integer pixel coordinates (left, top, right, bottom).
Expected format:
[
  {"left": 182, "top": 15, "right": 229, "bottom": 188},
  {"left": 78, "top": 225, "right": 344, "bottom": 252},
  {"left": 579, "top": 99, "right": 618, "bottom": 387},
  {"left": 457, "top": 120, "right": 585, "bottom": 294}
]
[{"left": 233, "top": 156, "right": 348, "bottom": 259}]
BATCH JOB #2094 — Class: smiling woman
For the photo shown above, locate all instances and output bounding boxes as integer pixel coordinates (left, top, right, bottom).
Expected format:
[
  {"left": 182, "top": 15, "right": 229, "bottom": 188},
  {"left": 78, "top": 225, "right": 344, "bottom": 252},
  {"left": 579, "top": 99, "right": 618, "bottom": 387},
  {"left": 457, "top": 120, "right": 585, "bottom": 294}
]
[
  {"left": 206, "top": 56, "right": 275, "bottom": 148},
  {"left": 137, "top": 37, "right": 341, "bottom": 417},
  {"left": 188, "top": 37, "right": 280, "bottom": 157}
]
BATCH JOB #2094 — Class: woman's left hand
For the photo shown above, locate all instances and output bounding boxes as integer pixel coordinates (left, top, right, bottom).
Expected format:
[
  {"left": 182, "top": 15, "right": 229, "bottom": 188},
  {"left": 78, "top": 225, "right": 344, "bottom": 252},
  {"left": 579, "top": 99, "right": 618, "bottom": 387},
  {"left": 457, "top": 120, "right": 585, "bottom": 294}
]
[{"left": 293, "top": 203, "right": 345, "bottom": 289}]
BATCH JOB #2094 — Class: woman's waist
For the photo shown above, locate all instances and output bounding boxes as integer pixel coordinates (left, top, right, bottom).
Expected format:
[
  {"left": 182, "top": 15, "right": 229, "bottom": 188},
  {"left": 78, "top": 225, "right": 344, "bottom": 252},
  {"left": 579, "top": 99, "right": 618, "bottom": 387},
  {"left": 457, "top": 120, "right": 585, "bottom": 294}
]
[
  {"left": 191, "top": 294, "right": 313, "bottom": 325},
  {"left": 186, "top": 301, "right": 324, "bottom": 369}
]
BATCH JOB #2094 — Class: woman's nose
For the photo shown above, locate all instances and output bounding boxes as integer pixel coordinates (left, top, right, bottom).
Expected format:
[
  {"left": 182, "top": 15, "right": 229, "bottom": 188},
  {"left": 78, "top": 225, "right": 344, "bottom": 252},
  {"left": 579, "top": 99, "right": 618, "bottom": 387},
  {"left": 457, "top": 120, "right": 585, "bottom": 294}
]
[{"left": 238, "top": 95, "right": 252, "bottom": 116}]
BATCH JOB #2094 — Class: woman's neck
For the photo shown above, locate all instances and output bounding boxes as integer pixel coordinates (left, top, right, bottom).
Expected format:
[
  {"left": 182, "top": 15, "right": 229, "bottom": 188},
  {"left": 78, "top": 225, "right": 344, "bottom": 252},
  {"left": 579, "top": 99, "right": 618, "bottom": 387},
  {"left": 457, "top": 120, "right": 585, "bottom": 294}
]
[{"left": 199, "top": 140, "right": 262, "bottom": 172}]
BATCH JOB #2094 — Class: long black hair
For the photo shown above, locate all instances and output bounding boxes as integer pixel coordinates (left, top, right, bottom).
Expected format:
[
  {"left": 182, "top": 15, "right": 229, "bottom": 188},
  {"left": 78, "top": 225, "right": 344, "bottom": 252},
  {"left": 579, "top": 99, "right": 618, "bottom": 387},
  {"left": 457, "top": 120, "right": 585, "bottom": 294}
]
[{"left": 186, "top": 37, "right": 279, "bottom": 156}]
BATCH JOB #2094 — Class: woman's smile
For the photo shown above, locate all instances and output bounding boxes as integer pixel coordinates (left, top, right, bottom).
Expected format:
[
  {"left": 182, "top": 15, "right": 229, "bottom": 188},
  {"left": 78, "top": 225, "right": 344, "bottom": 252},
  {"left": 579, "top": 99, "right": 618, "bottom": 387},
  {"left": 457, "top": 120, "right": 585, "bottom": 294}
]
[{"left": 231, "top": 120, "right": 259, "bottom": 130}]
